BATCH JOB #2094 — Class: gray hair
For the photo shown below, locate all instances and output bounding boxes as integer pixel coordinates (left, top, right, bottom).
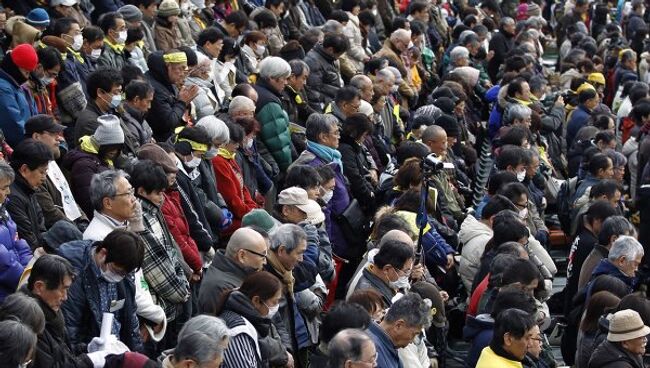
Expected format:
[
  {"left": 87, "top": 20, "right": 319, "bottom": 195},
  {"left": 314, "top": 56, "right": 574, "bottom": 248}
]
[
  {"left": 173, "top": 331, "right": 225, "bottom": 365},
  {"left": 196, "top": 115, "right": 230, "bottom": 144},
  {"left": 390, "top": 28, "right": 411, "bottom": 43},
  {"left": 505, "top": 104, "right": 532, "bottom": 125},
  {"left": 608, "top": 235, "right": 644, "bottom": 262},
  {"left": 258, "top": 56, "right": 291, "bottom": 80},
  {"left": 0, "top": 293, "right": 45, "bottom": 335},
  {"left": 386, "top": 66, "right": 402, "bottom": 83},
  {"left": 501, "top": 17, "right": 515, "bottom": 26},
  {"left": 0, "top": 160, "right": 15, "bottom": 183},
  {"left": 450, "top": 46, "right": 469, "bottom": 65},
  {"left": 289, "top": 59, "right": 310, "bottom": 77},
  {"left": 604, "top": 149, "right": 628, "bottom": 168},
  {"left": 90, "top": 169, "right": 129, "bottom": 212},
  {"left": 599, "top": 216, "right": 635, "bottom": 245},
  {"left": 178, "top": 315, "right": 230, "bottom": 342},
  {"left": 228, "top": 96, "right": 256, "bottom": 114},
  {"left": 350, "top": 74, "right": 372, "bottom": 90},
  {"left": 270, "top": 223, "right": 307, "bottom": 252},
  {"left": 384, "top": 292, "right": 431, "bottom": 328},
  {"left": 305, "top": 113, "right": 338, "bottom": 142},
  {"left": 327, "top": 329, "right": 374, "bottom": 368},
  {"left": 375, "top": 68, "right": 395, "bottom": 83},
  {"left": 322, "top": 19, "right": 343, "bottom": 34}
]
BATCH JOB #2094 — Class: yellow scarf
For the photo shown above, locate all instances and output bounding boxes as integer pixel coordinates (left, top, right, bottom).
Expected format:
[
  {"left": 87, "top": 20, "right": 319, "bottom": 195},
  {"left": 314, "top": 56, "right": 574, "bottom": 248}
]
[
  {"left": 79, "top": 136, "right": 115, "bottom": 168},
  {"left": 512, "top": 98, "right": 532, "bottom": 106},
  {"left": 67, "top": 47, "right": 85, "bottom": 64},
  {"left": 217, "top": 147, "right": 236, "bottom": 160},
  {"left": 104, "top": 37, "right": 124, "bottom": 53}
]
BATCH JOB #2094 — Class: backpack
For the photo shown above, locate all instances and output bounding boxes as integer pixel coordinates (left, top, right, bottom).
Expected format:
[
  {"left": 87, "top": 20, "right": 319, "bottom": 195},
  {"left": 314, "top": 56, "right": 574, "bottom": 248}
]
[{"left": 557, "top": 177, "right": 581, "bottom": 235}]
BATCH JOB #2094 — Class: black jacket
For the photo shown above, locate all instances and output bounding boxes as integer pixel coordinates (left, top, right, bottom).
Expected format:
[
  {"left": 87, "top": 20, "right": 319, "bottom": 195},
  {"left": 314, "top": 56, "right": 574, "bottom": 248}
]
[
  {"left": 487, "top": 29, "right": 514, "bottom": 82},
  {"left": 198, "top": 249, "right": 254, "bottom": 315},
  {"left": 145, "top": 52, "right": 189, "bottom": 142},
  {"left": 6, "top": 175, "right": 46, "bottom": 250},
  {"left": 172, "top": 172, "right": 214, "bottom": 251},
  {"left": 303, "top": 44, "right": 341, "bottom": 111},
  {"left": 338, "top": 134, "right": 376, "bottom": 213},
  {"left": 589, "top": 340, "right": 645, "bottom": 368}
]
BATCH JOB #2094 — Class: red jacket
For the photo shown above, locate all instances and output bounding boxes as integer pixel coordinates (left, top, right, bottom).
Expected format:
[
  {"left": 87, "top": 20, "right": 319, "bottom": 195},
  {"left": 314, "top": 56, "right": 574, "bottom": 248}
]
[
  {"left": 162, "top": 189, "right": 202, "bottom": 272},
  {"left": 211, "top": 155, "right": 259, "bottom": 233}
]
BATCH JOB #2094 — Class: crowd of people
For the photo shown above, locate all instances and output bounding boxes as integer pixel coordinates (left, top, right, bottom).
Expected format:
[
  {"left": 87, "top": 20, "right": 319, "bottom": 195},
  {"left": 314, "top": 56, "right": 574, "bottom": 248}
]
[{"left": 1, "top": 0, "right": 650, "bottom": 367}]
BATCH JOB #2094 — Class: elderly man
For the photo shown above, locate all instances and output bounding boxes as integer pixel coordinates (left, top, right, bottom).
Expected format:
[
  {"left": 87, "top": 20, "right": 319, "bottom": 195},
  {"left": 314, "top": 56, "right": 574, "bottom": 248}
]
[
  {"left": 350, "top": 74, "right": 374, "bottom": 103},
  {"left": 285, "top": 59, "right": 315, "bottom": 126},
  {"left": 253, "top": 56, "right": 294, "bottom": 172},
  {"left": 146, "top": 49, "right": 199, "bottom": 142},
  {"left": 327, "top": 86, "right": 362, "bottom": 124},
  {"left": 327, "top": 329, "right": 377, "bottom": 368},
  {"left": 587, "top": 235, "right": 644, "bottom": 292},
  {"left": 367, "top": 292, "right": 431, "bottom": 368},
  {"left": 304, "top": 32, "right": 350, "bottom": 111},
  {"left": 504, "top": 104, "right": 533, "bottom": 129},
  {"left": 449, "top": 46, "right": 470, "bottom": 69},
  {"left": 198, "top": 227, "right": 268, "bottom": 314},
  {"left": 488, "top": 17, "right": 516, "bottom": 82},
  {"left": 264, "top": 224, "right": 312, "bottom": 367},
  {"left": 589, "top": 309, "right": 650, "bottom": 368},
  {"left": 374, "top": 29, "right": 417, "bottom": 108},
  {"left": 476, "top": 308, "right": 536, "bottom": 367}
]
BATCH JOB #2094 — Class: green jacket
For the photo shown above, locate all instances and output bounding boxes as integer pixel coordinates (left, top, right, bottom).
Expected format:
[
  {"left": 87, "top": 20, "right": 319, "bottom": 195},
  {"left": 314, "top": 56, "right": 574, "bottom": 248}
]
[{"left": 254, "top": 79, "right": 292, "bottom": 171}]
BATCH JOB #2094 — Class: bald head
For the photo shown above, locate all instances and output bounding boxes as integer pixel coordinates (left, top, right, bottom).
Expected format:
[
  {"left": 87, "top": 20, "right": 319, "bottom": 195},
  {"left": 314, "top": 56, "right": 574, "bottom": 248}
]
[
  {"left": 226, "top": 228, "right": 267, "bottom": 259},
  {"left": 421, "top": 125, "right": 447, "bottom": 156},
  {"left": 390, "top": 29, "right": 412, "bottom": 52},
  {"left": 379, "top": 230, "right": 414, "bottom": 248},
  {"left": 328, "top": 329, "right": 375, "bottom": 368},
  {"left": 350, "top": 74, "right": 374, "bottom": 102}
]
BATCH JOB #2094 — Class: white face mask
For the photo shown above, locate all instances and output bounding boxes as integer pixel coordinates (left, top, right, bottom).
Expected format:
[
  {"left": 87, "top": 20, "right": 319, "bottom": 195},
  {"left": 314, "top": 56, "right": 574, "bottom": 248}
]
[
  {"left": 116, "top": 30, "right": 128, "bottom": 45},
  {"left": 40, "top": 76, "right": 54, "bottom": 85},
  {"left": 517, "top": 169, "right": 526, "bottom": 182},
  {"left": 71, "top": 34, "right": 83, "bottom": 51},
  {"left": 255, "top": 45, "right": 266, "bottom": 57},
  {"left": 519, "top": 207, "right": 528, "bottom": 220},
  {"left": 101, "top": 268, "right": 124, "bottom": 283},
  {"left": 390, "top": 275, "right": 410, "bottom": 290},
  {"left": 185, "top": 156, "right": 202, "bottom": 169},
  {"left": 322, "top": 190, "right": 334, "bottom": 204},
  {"left": 181, "top": 1, "right": 191, "bottom": 13},
  {"left": 265, "top": 302, "right": 280, "bottom": 318},
  {"left": 390, "top": 85, "right": 399, "bottom": 93},
  {"left": 90, "top": 48, "right": 102, "bottom": 60}
]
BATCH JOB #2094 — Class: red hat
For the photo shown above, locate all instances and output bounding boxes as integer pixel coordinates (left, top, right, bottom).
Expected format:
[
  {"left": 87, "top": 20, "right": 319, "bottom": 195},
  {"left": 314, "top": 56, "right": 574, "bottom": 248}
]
[{"left": 10, "top": 44, "right": 39, "bottom": 72}]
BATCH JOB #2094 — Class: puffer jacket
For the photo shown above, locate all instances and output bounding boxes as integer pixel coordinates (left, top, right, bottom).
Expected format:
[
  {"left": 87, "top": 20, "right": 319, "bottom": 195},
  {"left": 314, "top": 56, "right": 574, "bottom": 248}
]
[
  {"left": 338, "top": 134, "right": 376, "bottom": 213},
  {"left": 463, "top": 314, "right": 495, "bottom": 368},
  {"left": 459, "top": 215, "right": 493, "bottom": 292},
  {"left": 185, "top": 76, "right": 218, "bottom": 120},
  {"left": 0, "top": 206, "right": 31, "bottom": 301},
  {"left": 61, "top": 147, "right": 110, "bottom": 218},
  {"left": 303, "top": 44, "right": 342, "bottom": 111},
  {"left": 146, "top": 51, "right": 188, "bottom": 142},
  {"left": 343, "top": 12, "right": 367, "bottom": 72},
  {"left": 253, "top": 78, "right": 292, "bottom": 171},
  {"left": 161, "top": 189, "right": 202, "bottom": 273},
  {"left": 153, "top": 17, "right": 182, "bottom": 52},
  {"left": 58, "top": 240, "right": 142, "bottom": 352},
  {"left": 0, "top": 64, "right": 37, "bottom": 147},
  {"left": 120, "top": 104, "right": 153, "bottom": 147},
  {"left": 589, "top": 340, "right": 644, "bottom": 368},
  {"left": 6, "top": 175, "right": 47, "bottom": 251}
]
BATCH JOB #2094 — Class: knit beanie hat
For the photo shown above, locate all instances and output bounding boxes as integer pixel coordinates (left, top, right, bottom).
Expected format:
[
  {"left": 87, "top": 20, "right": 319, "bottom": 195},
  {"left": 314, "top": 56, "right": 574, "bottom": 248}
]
[
  {"left": 10, "top": 44, "right": 39, "bottom": 72},
  {"left": 433, "top": 97, "right": 455, "bottom": 115},
  {"left": 242, "top": 209, "right": 279, "bottom": 233},
  {"left": 118, "top": 4, "right": 144, "bottom": 23},
  {"left": 158, "top": 0, "right": 181, "bottom": 17},
  {"left": 26, "top": 8, "right": 50, "bottom": 28},
  {"left": 435, "top": 114, "right": 461, "bottom": 138},
  {"left": 137, "top": 143, "right": 179, "bottom": 174},
  {"left": 93, "top": 115, "right": 125, "bottom": 146}
]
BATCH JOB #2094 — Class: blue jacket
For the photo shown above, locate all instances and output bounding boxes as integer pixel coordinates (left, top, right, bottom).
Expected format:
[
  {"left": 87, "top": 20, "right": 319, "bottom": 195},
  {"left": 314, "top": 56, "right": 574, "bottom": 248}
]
[
  {"left": 367, "top": 321, "right": 402, "bottom": 368},
  {"left": 486, "top": 85, "right": 503, "bottom": 139},
  {"left": 0, "top": 69, "right": 36, "bottom": 147},
  {"left": 586, "top": 258, "right": 636, "bottom": 300},
  {"left": 0, "top": 208, "right": 31, "bottom": 301},
  {"left": 566, "top": 105, "right": 592, "bottom": 149},
  {"left": 463, "top": 314, "right": 495, "bottom": 368},
  {"left": 57, "top": 240, "right": 143, "bottom": 352}
]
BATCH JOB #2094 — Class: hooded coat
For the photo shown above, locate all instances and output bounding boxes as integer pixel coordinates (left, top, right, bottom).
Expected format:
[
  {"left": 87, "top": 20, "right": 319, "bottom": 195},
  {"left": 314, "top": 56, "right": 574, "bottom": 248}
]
[
  {"left": 0, "top": 205, "right": 31, "bottom": 301},
  {"left": 253, "top": 78, "right": 293, "bottom": 171},
  {"left": 0, "top": 54, "right": 37, "bottom": 147}
]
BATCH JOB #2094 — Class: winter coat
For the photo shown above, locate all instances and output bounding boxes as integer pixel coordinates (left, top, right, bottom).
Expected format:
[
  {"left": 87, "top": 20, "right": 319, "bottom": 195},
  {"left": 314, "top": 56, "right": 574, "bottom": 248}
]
[
  {"left": 96, "top": 40, "right": 126, "bottom": 70},
  {"left": 567, "top": 104, "right": 593, "bottom": 149},
  {"left": 236, "top": 142, "right": 273, "bottom": 199},
  {"left": 589, "top": 340, "right": 644, "bottom": 368},
  {"left": 0, "top": 207, "right": 31, "bottom": 301},
  {"left": 476, "top": 346, "right": 523, "bottom": 368},
  {"left": 586, "top": 259, "right": 636, "bottom": 296},
  {"left": 303, "top": 44, "right": 342, "bottom": 111},
  {"left": 89, "top": 0, "right": 123, "bottom": 23},
  {"left": 58, "top": 240, "right": 142, "bottom": 352},
  {"left": 253, "top": 78, "right": 293, "bottom": 171},
  {"left": 61, "top": 148, "right": 110, "bottom": 218},
  {"left": 463, "top": 314, "right": 495, "bottom": 368},
  {"left": 212, "top": 153, "right": 259, "bottom": 233},
  {"left": 343, "top": 12, "right": 368, "bottom": 71},
  {"left": 487, "top": 30, "right": 515, "bottom": 82},
  {"left": 284, "top": 85, "right": 315, "bottom": 126},
  {"left": 393, "top": 210, "right": 455, "bottom": 271},
  {"left": 160, "top": 189, "right": 202, "bottom": 273},
  {"left": 459, "top": 215, "right": 492, "bottom": 292},
  {"left": 352, "top": 267, "right": 395, "bottom": 307},
  {"left": 338, "top": 134, "right": 376, "bottom": 212},
  {"left": 127, "top": 46, "right": 148, "bottom": 73},
  {"left": 219, "top": 290, "right": 288, "bottom": 368},
  {"left": 73, "top": 99, "right": 103, "bottom": 144},
  {"left": 198, "top": 249, "right": 253, "bottom": 315},
  {"left": 0, "top": 68, "right": 36, "bottom": 147},
  {"left": 25, "top": 288, "right": 93, "bottom": 368},
  {"left": 34, "top": 164, "right": 88, "bottom": 229},
  {"left": 120, "top": 104, "right": 154, "bottom": 147},
  {"left": 146, "top": 51, "right": 189, "bottom": 142},
  {"left": 565, "top": 226, "right": 598, "bottom": 315},
  {"left": 6, "top": 175, "right": 46, "bottom": 251},
  {"left": 153, "top": 18, "right": 182, "bottom": 52},
  {"left": 374, "top": 40, "right": 416, "bottom": 103},
  {"left": 578, "top": 245, "right": 609, "bottom": 291},
  {"left": 367, "top": 321, "right": 403, "bottom": 368},
  {"left": 185, "top": 76, "right": 218, "bottom": 120}
]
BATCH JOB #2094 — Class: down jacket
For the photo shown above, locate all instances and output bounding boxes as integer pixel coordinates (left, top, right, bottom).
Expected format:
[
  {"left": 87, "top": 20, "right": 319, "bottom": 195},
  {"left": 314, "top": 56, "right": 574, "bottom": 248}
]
[
  {"left": 304, "top": 44, "right": 342, "bottom": 111},
  {"left": 161, "top": 189, "right": 202, "bottom": 273},
  {"left": 589, "top": 340, "right": 644, "bottom": 368},
  {"left": 459, "top": 215, "right": 493, "bottom": 292},
  {"left": 338, "top": 134, "right": 376, "bottom": 212},
  {"left": 6, "top": 175, "right": 47, "bottom": 250},
  {"left": 253, "top": 78, "right": 293, "bottom": 171},
  {"left": 0, "top": 67, "right": 36, "bottom": 147},
  {"left": 0, "top": 206, "right": 31, "bottom": 301}
]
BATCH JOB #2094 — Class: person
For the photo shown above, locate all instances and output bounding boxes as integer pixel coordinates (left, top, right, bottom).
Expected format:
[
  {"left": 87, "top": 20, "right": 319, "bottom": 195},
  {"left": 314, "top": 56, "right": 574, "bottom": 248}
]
[
  {"left": 0, "top": 319, "right": 38, "bottom": 368},
  {"left": 374, "top": 29, "right": 416, "bottom": 108},
  {"left": 145, "top": 49, "right": 199, "bottom": 142},
  {"left": 575, "top": 291, "right": 622, "bottom": 368},
  {"left": 475, "top": 308, "right": 537, "bottom": 367},
  {"left": 587, "top": 236, "right": 644, "bottom": 293},
  {"left": 198, "top": 227, "right": 269, "bottom": 314},
  {"left": 59, "top": 229, "right": 145, "bottom": 352},
  {"left": 366, "top": 292, "right": 431, "bottom": 368},
  {"left": 64, "top": 115, "right": 126, "bottom": 217},
  {"left": 25, "top": 115, "right": 88, "bottom": 230},
  {"left": 304, "top": 32, "right": 349, "bottom": 111},
  {"left": 24, "top": 254, "right": 109, "bottom": 368},
  {"left": 588, "top": 309, "right": 650, "bottom": 368},
  {"left": 339, "top": 113, "right": 377, "bottom": 212},
  {"left": 216, "top": 271, "right": 289, "bottom": 368},
  {"left": 327, "top": 329, "right": 377, "bottom": 368},
  {"left": 0, "top": 43, "right": 39, "bottom": 147},
  {"left": 120, "top": 80, "right": 154, "bottom": 148},
  {"left": 6, "top": 139, "right": 52, "bottom": 250},
  {"left": 0, "top": 159, "right": 32, "bottom": 301},
  {"left": 96, "top": 12, "right": 127, "bottom": 70},
  {"left": 285, "top": 59, "right": 315, "bottom": 130},
  {"left": 160, "top": 330, "right": 229, "bottom": 368},
  {"left": 487, "top": 18, "right": 515, "bottom": 82},
  {"left": 253, "top": 56, "right": 293, "bottom": 172},
  {"left": 328, "top": 86, "right": 362, "bottom": 124},
  {"left": 567, "top": 86, "right": 600, "bottom": 149}
]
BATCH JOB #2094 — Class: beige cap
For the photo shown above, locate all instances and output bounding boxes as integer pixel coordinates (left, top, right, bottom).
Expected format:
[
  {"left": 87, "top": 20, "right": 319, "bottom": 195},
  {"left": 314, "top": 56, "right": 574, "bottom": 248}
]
[
  {"left": 607, "top": 309, "right": 650, "bottom": 342},
  {"left": 278, "top": 187, "right": 325, "bottom": 225}
]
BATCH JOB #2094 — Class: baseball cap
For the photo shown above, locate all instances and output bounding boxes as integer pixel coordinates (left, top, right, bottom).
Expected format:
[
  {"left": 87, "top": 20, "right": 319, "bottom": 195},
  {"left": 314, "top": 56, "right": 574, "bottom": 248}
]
[
  {"left": 24, "top": 114, "right": 65, "bottom": 136},
  {"left": 278, "top": 187, "right": 325, "bottom": 225}
]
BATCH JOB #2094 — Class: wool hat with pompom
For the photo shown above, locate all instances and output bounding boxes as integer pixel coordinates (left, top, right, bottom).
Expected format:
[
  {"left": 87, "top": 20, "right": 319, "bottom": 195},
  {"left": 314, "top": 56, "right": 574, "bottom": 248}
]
[{"left": 10, "top": 44, "right": 39, "bottom": 72}]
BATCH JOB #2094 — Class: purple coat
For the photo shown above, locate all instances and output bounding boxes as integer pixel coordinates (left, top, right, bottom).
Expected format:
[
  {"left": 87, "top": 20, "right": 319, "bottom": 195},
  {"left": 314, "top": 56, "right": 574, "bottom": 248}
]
[
  {"left": 0, "top": 208, "right": 32, "bottom": 301},
  {"left": 291, "top": 149, "right": 352, "bottom": 258}
]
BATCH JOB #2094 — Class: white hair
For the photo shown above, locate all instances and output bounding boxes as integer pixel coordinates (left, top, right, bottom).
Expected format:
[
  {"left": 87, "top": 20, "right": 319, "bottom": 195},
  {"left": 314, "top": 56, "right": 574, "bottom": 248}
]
[
  {"left": 258, "top": 56, "right": 291, "bottom": 79},
  {"left": 390, "top": 28, "right": 411, "bottom": 42},
  {"left": 228, "top": 95, "right": 256, "bottom": 114},
  {"left": 450, "top": 46, "right": 470, "bottom": 64},
  {"left": 609, "top": 235, "right": 644, "bottom": 262},
  {"left": 196, "top": 116, "right": 230, "bottom": 143}
]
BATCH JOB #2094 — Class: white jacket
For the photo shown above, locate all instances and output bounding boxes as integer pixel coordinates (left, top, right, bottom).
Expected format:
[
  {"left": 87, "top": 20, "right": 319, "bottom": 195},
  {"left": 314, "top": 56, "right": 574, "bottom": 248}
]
[
  {"left": 343, "top": 12, "right": 368, "bottom": 71},
  {"left": 459, "top": 215, "right": 492, "bottom": 292}
]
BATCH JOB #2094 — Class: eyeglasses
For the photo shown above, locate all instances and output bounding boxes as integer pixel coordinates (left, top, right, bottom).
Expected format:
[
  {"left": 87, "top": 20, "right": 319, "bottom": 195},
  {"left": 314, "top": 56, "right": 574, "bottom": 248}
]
[
  {"left": 394, "top": 266, "right": 412, "bottom": 277},
  {"left": 243, "top": 248, "right": 268, "bottom": 259},
  {"left": 113, "top": 188, "right": 135, "bottom": 198}
]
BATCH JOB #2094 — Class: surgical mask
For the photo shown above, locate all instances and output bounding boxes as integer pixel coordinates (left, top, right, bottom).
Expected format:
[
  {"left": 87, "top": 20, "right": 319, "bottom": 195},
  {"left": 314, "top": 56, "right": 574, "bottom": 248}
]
[
  {"left": 101, "top": 269, "right": 124, "bottom": 283},
  {"left": 185, "top": 156, "right": 201, "bottom": 168},
  {"left": 371, "top": 8, "right": 378, "bottom": 16},
  {"left": 390, "top": 275, "right": 410, "bottom": 290},
  {"left": 519, "top": 208, "right": 528, "bottom": 219},
  {"left": 517, "top": 169, "right": 526, "bottom": 182},
  {"left": 407, "top": 41, "right": 414, "bottom": 48},
  {"left": 40, "top": 76, "right": 54, "bottom": 85},
  {"left": 265, "top": 302, "right": 280, "bottom": 318},
  {"left": 116, "top": 30, "right": 128, "bottom": 44},
  {"left": 322, "top": 190, "right": 333, "bottom": 204},
  {"left": 90, "top": 48, "right": 102, "bottom": 60},
  {"left": 71, "top": 34, "right": 83, "bottom": 51},
  {"left": 255, "top": 45, "right": 266, "bottom": 57},
  {"left": 109, "top": 93, "right": 122, "bottom": 109}
]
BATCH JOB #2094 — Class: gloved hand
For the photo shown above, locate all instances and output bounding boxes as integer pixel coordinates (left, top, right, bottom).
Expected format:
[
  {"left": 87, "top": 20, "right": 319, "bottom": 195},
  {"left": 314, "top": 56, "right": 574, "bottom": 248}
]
[
  {"left": 219, "top": 208, "right": 233, "bottom": 230},
  {"left": 87, "top": 337, "right": 105, "bottom": 353},
  {"left": 86, "top": 351, "right": 108, "bottom": 368},
  {"left": 128, "top": 200, "right": 145, "bottom": 233}
]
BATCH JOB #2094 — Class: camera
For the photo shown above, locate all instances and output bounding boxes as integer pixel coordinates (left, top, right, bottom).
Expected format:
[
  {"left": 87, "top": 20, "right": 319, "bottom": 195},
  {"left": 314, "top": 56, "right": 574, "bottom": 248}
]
[{"left": 421, "top": 153, "right": 454, "bottom": 176}]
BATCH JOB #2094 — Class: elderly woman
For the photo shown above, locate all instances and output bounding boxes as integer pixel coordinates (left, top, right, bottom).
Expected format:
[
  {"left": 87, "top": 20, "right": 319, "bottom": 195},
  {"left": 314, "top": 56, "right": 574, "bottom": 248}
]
[
  {"left": 589, "top": 309, "right": 649, "bottom": 368},
  {"left": 253, "top": 57, "right": 293, "bottom": 172},
  {"left": 605, "top": 149, "right": 628, "bottom": 185},
  {"left": 162, "top": 315, "right": 230, "bottom": 367},
  {"left": 0, "top": 161, "right": 32, "bottom": 302}
]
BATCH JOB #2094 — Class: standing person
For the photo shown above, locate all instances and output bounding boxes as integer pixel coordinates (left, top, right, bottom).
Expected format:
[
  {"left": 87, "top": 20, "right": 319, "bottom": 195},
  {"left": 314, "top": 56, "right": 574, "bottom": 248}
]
[
  {"left": 487, "top": 17, "right": 515, "bottom": 83},
  {"left": 588, "top": 309, "right": 650, "bottom": 368},
  {"left": 0, "top": 44, "right": 38, "bottom": 147}
]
